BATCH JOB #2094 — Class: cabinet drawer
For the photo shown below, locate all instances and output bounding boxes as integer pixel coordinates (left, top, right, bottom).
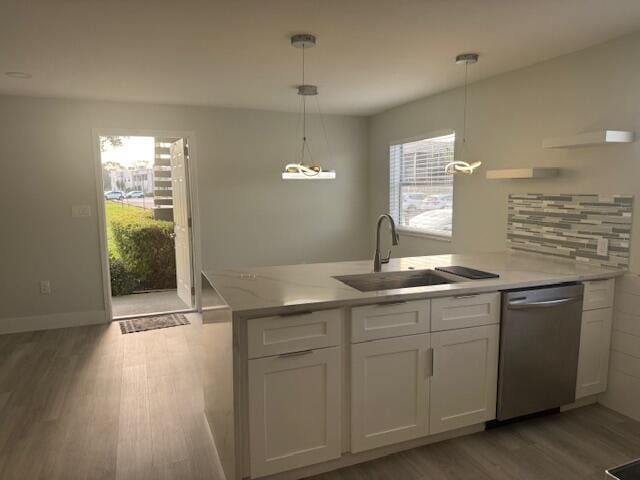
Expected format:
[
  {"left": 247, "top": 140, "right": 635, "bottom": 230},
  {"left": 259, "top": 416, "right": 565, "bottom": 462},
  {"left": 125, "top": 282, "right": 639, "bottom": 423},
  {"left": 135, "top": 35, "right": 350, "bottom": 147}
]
[
  {"left": 431, "top": 292, "right": 500, "bottom": 331},
  {"left": 247, "top": 309, "right": 342, "bottom": 359},
  {"left": 583, "top": 279, "right": 615, "bottom": 311},
  {"left": 351, "top": 300, "right": 430, "bottom": 343}
]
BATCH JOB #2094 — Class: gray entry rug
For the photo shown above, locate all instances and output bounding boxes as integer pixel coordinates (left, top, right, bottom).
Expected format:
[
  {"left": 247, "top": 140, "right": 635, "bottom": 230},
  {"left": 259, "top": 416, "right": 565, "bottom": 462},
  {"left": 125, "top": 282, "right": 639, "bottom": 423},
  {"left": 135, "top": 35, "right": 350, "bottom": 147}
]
[{"left": 119, "top": 313, "right": 190, "bottom": 334}]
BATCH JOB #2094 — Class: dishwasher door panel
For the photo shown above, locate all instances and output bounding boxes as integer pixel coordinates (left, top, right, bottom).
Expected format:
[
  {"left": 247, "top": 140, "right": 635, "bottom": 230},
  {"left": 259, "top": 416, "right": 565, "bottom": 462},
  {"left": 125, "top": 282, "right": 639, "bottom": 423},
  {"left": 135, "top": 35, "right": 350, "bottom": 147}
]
[{"left": 497, "top": 284, "right": 583, "bottom": 421}]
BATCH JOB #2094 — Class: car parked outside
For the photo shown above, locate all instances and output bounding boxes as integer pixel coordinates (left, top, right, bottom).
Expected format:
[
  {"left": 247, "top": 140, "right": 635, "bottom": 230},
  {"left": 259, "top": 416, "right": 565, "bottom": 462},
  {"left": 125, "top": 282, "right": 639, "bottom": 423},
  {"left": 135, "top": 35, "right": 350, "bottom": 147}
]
[
  {"left": 125, "top": 190, "right": 145, "bottom": 199},
  {"left": 104, "top": 190, "right": 124, "bottom": 200},
  {"left": 402, "top": 192, "right": 428, "bottom": 212}
]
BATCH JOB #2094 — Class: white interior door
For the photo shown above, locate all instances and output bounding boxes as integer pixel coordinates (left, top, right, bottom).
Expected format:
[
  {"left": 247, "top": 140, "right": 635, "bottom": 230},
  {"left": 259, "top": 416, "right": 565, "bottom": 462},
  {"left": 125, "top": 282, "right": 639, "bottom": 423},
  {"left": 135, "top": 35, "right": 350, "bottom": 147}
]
[{"left": 170, "top": 139, "right": 192, "bottom": 306}]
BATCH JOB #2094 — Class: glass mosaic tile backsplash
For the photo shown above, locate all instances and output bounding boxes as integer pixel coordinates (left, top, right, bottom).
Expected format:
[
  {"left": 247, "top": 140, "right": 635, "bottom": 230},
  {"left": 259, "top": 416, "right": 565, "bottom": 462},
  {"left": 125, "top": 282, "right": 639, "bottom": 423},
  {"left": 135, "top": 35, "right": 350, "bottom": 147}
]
[{"left": 507, "top": 194, "right": 633, "bottom": 268}]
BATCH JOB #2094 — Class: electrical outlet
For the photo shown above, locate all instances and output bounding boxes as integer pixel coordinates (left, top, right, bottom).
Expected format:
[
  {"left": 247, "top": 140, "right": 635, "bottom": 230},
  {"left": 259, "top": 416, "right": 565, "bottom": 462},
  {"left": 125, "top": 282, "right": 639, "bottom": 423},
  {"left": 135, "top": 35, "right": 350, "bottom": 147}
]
[
  {"left": 597, "top": 238, "right": 609, "bottom": 257},
  {"left": 39, "top": 280, "right": 51, "bottom": 295},
  {"left": 72, "top": 205, "right": 91, "bottom": 217}
]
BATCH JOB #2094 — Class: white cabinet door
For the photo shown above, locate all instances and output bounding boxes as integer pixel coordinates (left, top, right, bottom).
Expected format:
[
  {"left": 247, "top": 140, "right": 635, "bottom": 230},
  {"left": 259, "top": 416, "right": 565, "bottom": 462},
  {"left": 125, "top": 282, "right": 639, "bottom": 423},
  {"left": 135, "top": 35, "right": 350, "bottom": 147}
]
[
  {"left": 351, "top": 334, "right": 430, "bottom": 452},
  {"left": 248, "top": 347, "right": 342, "bottom": 478},
  {"left": 576, "top": 307, "right": 613, "bottom": 399},
  {"left": 430, "top": 325, "right": 499, "bottom": 435}
]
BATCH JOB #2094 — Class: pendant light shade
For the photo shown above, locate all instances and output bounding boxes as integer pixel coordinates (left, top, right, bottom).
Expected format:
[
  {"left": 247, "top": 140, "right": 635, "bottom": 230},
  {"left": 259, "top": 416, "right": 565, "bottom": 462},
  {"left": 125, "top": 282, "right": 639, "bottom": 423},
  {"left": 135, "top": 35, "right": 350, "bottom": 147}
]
[
  {"left": 445, "top": 52, "right": 482, "bottom": 175},
  {"left": 282, "top": 34, "right": 336, "bottom": 180}
]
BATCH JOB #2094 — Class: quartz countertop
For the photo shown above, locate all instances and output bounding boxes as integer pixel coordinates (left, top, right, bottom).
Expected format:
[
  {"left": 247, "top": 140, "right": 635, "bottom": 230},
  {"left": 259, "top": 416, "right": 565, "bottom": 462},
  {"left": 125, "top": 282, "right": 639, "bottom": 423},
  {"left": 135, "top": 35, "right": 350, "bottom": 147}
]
[{"left": 202, "top": 251, "right": 623, "bottom": 319}]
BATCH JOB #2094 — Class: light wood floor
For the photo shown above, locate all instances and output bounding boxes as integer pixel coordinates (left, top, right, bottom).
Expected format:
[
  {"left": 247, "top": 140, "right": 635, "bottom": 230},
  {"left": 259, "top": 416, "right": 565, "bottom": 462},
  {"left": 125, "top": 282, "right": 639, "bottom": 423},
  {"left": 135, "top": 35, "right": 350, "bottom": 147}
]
[
  {"left": 1, "top": 316, "right": 639, "bottom": 480},
  {"left": 308, "top": 406, "right": 640, "bottom": 480},
  {"left": 0, "top": 314, "right": 225, "bottom": 480}
]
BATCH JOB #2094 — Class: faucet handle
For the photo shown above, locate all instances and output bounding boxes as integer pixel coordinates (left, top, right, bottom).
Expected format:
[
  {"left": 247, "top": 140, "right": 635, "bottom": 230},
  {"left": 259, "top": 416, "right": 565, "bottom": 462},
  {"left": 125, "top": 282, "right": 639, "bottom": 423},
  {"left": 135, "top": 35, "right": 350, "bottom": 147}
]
[{"left": 381, "top": 250, "right": 391, "bottom": 264}]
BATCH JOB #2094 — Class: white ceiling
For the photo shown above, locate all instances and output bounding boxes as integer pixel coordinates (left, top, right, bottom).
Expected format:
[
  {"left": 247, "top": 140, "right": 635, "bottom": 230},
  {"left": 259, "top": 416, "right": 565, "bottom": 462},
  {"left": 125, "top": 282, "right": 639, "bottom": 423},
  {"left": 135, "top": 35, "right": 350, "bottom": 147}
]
[{"left": 2, "top": 0, "right": 640, "bottom": 116}]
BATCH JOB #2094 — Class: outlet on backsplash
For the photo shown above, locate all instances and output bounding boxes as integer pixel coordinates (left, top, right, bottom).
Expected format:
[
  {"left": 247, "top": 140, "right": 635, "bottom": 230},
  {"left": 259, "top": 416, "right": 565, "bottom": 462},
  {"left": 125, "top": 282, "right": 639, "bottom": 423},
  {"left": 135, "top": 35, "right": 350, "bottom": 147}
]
[{"left": 597, "top": 238, "right": 609, "bottom": 257}]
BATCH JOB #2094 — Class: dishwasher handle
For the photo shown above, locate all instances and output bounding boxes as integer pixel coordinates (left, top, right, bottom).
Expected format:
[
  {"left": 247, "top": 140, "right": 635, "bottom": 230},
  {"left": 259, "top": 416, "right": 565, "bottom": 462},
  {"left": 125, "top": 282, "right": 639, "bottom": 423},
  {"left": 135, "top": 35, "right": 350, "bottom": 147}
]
[{"left": 507, "top": 296, "right": 582, "bottom": 310}]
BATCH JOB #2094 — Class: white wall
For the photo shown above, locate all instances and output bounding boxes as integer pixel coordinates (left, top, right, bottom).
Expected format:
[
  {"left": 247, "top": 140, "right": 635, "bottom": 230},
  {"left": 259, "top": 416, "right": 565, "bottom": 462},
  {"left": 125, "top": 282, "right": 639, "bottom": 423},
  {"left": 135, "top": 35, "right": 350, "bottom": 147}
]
[
  {"left": 368, "top": 31, "right": 640, "bottom": 272},
  {"left": 0, "top": 96, "right": 369, "bottom": 329}
]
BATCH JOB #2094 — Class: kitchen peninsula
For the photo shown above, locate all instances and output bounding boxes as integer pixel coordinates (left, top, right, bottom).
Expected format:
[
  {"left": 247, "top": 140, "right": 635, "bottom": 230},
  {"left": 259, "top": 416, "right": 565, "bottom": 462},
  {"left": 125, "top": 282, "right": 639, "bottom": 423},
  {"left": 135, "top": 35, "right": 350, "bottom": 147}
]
[{"left": 202, "top": 251, "right": 622, "bottom": 480}]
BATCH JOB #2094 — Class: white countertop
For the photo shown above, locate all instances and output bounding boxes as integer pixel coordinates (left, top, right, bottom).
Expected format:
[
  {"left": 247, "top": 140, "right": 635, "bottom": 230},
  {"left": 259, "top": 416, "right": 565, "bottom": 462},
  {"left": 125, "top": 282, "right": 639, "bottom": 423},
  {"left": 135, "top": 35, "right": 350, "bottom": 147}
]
[{"left": 203, "top": 251, "right": 623, "bottom": 319}]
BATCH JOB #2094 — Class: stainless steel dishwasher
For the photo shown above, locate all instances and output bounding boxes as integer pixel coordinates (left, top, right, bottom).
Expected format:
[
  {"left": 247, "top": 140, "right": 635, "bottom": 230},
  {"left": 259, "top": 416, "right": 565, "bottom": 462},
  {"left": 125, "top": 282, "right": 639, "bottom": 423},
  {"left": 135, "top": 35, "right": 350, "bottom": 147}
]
[{"left": 497, "top": 283, "right": 584, "bottom": 421}]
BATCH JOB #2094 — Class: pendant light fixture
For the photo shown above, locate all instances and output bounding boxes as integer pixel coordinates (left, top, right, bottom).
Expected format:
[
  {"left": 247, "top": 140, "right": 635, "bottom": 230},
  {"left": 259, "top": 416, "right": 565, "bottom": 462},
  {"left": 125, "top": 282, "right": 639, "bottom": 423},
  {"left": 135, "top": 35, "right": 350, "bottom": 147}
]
[
  {"left": 282, "top": 33, "right": 336, "bottom": 180},
  {"left": 444, "top": 53, "right": 482, "bottom": 175}
]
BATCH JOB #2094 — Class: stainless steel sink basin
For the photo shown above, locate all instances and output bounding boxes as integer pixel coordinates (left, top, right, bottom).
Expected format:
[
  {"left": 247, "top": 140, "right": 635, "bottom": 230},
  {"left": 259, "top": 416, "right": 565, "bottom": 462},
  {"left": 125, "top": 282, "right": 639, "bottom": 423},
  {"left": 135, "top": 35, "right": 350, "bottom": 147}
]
[{"left": 333, "top": 269, "right": 457, "bottom": 292}]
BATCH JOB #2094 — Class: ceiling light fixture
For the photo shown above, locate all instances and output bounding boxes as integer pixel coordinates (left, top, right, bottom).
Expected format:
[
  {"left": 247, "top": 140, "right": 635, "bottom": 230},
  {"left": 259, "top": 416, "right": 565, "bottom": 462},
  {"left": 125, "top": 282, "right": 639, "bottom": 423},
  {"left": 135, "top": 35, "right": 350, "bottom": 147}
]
[
  {"left": 282, "top": 33, "right": 336, "bottom": 180},
  {"left": 445, "top": 53, "right": 481, "bottom": 175},
  {"left": 5, "top": 71, "right": 32, "bottom": 79}
]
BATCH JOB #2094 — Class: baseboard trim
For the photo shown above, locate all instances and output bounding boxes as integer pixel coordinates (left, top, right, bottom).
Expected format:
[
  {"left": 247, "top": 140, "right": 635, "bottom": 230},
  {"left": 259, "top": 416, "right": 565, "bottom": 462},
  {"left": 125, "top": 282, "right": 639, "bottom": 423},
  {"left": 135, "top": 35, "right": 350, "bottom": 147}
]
[{"left": 0, "top": 310, "right": 108, "bottom": 334}]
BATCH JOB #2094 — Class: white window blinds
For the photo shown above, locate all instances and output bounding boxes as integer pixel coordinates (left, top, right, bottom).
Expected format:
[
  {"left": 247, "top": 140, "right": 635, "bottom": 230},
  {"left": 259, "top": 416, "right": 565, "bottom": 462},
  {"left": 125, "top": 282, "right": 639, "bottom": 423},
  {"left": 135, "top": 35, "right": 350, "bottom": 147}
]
[{"left": 389, "top": 133, "right": 454, "bottom": 238}]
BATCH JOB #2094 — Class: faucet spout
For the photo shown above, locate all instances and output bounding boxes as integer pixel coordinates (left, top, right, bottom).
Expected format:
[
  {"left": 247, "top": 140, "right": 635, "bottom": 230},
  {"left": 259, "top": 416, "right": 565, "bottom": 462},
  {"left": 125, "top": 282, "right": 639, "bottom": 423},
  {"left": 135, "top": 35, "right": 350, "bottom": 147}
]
[{"left": 373, "top": 214, "right": 399, "bottom": 272}]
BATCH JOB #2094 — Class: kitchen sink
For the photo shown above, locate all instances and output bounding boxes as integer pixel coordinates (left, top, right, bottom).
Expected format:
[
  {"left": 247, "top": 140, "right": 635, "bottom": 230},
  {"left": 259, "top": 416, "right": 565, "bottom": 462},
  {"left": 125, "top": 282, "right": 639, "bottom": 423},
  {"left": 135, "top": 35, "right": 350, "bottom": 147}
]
[{"left": 333, "top": 269, "right": 457, "bottom": 292}]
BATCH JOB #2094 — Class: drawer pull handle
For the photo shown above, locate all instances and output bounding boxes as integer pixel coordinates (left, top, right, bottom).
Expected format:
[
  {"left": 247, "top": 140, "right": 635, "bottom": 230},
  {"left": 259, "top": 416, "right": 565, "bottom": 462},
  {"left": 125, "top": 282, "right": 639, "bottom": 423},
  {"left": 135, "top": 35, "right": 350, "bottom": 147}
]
[
  {"left": 453, "top": 294, "right": 478, "bottom": 299},
  {"left": 278, "top": 310, "right": 313, "bottom": 318},
  {"left": 377, "top": 300, "right": 408, "bottom": 306},
  {"left": 278, "top": 349, "right": 314, "bottom": 358}
]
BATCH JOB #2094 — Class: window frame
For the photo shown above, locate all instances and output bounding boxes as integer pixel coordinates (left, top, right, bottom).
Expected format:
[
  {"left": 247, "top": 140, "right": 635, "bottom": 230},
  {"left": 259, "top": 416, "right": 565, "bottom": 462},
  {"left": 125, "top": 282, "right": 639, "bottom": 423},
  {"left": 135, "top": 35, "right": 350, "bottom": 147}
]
[{"left": 388, "top": 129, "right": 455, "bottom": 242}]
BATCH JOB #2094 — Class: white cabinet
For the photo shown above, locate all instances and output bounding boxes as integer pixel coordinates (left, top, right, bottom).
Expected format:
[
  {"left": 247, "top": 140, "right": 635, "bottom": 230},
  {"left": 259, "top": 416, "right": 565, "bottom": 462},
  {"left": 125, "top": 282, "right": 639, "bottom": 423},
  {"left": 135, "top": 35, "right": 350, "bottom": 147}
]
[
  {"left": 575, "top": 279, "right": 615, "bottom": 400},
  {"left": 248, "top": 347, "right": 342, "bottom": 477},
  {"left": 429, "top": 325, "right": 499, "bottom": 434},
  {"left": 247, "top": 309, "right": 342, "bottom": 358},
  {"left": 582, "top": 279, "right": 615, "bottom": 311},
  {"left": 351, "top": 300, "right": 429, "bottom": 342},
  {"left": 350, "top": 334, "right": 431, "bottom": 453},
  {"left": 576, "top": 307, "right": 613, "bottom": 399},
  {"left": 431, "top": 293, "right": 500, "bottom": 331}
]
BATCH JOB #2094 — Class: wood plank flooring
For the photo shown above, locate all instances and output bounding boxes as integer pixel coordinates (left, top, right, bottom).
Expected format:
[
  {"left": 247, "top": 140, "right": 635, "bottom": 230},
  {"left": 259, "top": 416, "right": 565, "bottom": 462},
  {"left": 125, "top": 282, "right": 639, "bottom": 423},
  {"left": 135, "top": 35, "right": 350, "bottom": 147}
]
[
  {"left": 1, "top": 314, "right": 639, "bottom": 480},
  {"left": 0, "top": 314, "right": 224, "bottom": 480},
  {"left": 308, "top": 406, "right": 640, "bottom": 480}
]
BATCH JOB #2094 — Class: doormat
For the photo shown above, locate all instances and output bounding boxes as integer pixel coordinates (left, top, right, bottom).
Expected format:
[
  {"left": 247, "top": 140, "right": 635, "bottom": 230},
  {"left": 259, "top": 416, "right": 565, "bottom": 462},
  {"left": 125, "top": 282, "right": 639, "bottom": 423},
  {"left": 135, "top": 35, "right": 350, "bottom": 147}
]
[{"left": 119, "top": 313, "right": 190, "bottom": 334}]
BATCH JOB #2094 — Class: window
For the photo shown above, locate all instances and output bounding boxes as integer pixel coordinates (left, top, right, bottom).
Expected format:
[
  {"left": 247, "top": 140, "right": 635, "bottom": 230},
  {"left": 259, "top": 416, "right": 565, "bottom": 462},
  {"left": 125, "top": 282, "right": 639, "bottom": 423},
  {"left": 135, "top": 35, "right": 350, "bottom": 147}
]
[{"left": 389, "top": 133, "right": 454, "bottom": 238}]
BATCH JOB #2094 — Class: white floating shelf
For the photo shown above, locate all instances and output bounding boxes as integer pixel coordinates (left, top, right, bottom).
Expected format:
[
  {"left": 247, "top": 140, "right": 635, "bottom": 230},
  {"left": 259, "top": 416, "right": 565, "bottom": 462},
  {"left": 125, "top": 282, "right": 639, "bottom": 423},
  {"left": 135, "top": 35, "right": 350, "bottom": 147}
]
[
  {"left": 486, "top": 168, "right": 560, "bottom": 180},
  {"left": 542, "top": 130, "right": 634, "bottom": 149},
  {"left": 282, "top": 171, "right": 336, "bottom": 180}
]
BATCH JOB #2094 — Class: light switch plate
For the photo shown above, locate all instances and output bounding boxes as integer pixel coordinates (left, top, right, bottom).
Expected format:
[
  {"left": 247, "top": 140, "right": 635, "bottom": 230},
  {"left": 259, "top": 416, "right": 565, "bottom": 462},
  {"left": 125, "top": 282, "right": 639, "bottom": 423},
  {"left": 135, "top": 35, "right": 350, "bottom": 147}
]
[
  {"left": 72, "top": 205, "right": 91, "bottom": 217},
  {"left": 597, "top": 237, "right": 609, "bottom": 257},
  {"left": 39, "top": 280, "right": 51, "bottom": 295}
]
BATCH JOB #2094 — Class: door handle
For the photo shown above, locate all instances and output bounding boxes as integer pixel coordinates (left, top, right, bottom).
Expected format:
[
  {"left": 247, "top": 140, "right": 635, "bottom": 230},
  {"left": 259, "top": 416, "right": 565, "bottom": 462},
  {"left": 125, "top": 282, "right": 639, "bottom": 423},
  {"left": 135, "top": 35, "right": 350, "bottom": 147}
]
[
  {"left": 426, "top": 348, "right": 434, "bottom": 377},
  {"left": 507, "top": 297, "right": 582, "bottom": 310}
]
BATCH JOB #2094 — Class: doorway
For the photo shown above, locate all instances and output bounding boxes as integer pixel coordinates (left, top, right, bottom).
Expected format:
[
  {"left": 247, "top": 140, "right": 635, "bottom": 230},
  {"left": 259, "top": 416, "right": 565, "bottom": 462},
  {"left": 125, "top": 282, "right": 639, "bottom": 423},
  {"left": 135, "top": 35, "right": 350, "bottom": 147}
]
[{"left": 97, "top": 134, "right": 197, "bottom": 319}]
